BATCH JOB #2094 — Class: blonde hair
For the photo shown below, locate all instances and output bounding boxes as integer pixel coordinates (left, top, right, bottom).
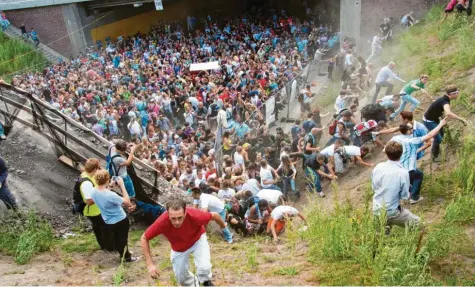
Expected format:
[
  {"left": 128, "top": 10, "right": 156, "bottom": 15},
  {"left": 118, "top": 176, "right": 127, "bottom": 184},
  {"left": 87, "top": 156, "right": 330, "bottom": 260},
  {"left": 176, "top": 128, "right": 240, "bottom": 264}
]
[
  {"left": 94, "top": 169, "right": 111, "bottom": 186},
  {"left": 84, "top": 158, "right": 100, "bottom": 173}
]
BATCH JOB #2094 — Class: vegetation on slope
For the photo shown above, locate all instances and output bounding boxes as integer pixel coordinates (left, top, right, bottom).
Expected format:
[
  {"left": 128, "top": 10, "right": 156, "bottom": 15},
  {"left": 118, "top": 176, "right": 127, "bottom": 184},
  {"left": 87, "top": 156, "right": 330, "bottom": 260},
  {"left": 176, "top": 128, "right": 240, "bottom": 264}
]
[{"left": 0, "top": 32, "right": 49, "bottom": 80}]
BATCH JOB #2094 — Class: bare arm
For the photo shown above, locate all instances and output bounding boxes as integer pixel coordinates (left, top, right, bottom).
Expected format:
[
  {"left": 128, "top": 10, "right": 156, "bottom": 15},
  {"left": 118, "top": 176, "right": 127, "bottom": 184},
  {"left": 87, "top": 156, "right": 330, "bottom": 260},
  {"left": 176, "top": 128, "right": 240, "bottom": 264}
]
[
  {"left": 211, "top": 212, "right": 227, "bottom": 228},
  {"left": 376, "top": 126, "right": 399, "bottom": 135},
  {"left": 118, "top": 178, "right": 131, "bottom": 206},
  {"left": 443, "top": 104, "right": 467, "bottom": 123},
  {"left": 298, "top": 212, "right": 308, "bottom": 226},
  {"left": 141, "top": 234, "right": 159, "bottom": 278},
  {"left": 122, "top": 146, "right": 136, "bottom": 167},
  {"left": 355, "top": 156, "right": 374, "bottom": 167}
]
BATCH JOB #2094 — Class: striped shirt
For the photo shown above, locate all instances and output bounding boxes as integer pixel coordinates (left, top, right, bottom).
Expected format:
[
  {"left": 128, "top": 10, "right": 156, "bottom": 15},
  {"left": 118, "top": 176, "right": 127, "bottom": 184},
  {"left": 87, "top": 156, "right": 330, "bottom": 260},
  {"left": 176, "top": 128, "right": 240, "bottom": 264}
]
[{"left": 391, "top": 134, "right": 424, "bottom": 171}]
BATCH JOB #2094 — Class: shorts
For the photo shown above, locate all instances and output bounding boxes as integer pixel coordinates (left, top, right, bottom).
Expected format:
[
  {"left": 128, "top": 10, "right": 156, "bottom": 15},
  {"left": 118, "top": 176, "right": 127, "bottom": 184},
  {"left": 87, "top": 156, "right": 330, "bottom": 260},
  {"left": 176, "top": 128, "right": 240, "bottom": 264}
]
[{"left": 267, "top": 218, "right": 286, "bottom": 235}]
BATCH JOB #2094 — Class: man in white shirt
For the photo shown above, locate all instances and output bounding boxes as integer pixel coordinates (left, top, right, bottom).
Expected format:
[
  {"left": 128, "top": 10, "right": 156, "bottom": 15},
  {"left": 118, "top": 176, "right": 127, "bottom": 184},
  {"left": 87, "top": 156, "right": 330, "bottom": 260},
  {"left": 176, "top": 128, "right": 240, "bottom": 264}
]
[
  {"left": 192, "top": 189, "right": 233, "bottom": 243},
  {"left": 256, "top": 189, "right": 284, "bottom": 206},
  {"left": 372, "top": 62, "right": 405, "bottom": 104},
  {"left": 366, "top": 33, "right": 382, "bottom": 63},
  {"left": 334, "top": 145, "right": 374, "bottom": 173},
  {"left": 259, "top": 159, "right": 281, "bottom": 191},
  {"left": 267, "top": 205, "right": 308, "bottom": 242}
]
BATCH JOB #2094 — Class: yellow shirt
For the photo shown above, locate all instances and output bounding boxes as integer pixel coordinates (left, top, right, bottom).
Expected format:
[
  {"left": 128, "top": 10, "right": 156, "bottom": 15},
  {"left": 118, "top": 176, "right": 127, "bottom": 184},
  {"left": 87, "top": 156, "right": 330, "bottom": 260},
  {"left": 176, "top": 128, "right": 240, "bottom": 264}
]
[{"left": 80, "top": 172, "right": 101, "bottom": 217}]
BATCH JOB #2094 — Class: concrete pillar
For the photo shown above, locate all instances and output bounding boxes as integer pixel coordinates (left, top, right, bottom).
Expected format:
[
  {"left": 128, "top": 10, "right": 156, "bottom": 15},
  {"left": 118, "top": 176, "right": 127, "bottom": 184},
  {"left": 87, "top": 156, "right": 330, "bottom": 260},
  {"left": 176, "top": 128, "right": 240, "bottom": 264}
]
[
  {"left": 61, "top": 3, "right": 88, "bottom": 57},
  {"left": 340, "top": 0, "right": 361, "bottom": 53}
]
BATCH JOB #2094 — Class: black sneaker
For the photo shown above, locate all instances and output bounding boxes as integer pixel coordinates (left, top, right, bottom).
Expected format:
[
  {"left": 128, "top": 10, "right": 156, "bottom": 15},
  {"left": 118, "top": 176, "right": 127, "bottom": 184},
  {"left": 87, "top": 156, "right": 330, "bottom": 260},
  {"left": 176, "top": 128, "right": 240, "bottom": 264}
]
[{"left": 203, "top": 280, "right": 214, "bottom": 286}]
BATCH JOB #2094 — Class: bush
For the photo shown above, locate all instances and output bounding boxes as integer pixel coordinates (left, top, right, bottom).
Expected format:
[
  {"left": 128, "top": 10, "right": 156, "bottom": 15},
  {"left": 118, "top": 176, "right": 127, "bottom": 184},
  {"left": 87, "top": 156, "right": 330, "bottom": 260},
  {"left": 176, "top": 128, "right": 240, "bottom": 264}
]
[{"left": 0, "top": 210, "right": 54, "bottom": 264}]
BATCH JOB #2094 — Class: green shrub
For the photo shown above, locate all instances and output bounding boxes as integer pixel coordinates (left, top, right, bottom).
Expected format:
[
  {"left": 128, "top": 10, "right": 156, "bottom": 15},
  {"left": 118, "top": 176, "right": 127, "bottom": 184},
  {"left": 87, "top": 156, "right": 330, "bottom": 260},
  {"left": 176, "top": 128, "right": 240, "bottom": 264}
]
[{"left": 0, "top": 210, "right": 54, "bottom": 264}]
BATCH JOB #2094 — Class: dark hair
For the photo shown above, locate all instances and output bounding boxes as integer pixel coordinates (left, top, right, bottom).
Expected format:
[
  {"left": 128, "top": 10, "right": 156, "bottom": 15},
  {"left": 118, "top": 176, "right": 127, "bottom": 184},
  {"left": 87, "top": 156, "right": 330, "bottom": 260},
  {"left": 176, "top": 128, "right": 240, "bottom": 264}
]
[
  {"left": 399, "top": 124, "right": 412, "bottom": 135},
  {"left": 400, "top": 111, "right": 413, "bottom": 121},
  {"left": 385, "top": 141, "right": 403, "bottom": 161},
  {"left": 361, "top": 146, "right": 370, "bottom": 154},
  {"left": 115, "top": 140, "right": 127, "bottom": 152},
  {"left": 166, "top": 198, "right": 187, "bottom": 212}
]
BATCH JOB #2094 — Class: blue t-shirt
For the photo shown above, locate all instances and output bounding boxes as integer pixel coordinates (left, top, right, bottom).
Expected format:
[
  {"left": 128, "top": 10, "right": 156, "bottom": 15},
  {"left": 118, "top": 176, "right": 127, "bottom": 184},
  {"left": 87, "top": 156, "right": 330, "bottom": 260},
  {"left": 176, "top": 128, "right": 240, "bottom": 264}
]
[{"left": 91, "top": 189, "right": 126, "bottom": 224}]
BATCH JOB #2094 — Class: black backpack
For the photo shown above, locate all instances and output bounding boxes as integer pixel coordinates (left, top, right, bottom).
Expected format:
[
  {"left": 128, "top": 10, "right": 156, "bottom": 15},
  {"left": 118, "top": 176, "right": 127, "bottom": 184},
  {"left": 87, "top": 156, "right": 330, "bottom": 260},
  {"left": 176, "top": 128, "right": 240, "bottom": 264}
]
[{"left": 72, "top": 177, "right": 93, "bottom": 215}]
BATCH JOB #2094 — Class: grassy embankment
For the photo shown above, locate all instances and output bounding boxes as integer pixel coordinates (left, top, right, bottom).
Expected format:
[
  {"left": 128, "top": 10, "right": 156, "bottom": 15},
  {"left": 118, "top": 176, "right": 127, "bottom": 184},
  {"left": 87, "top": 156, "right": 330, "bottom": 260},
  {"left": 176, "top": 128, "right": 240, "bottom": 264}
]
[{"left": 0, "top": 32, "right": 49, "bottom": 81}]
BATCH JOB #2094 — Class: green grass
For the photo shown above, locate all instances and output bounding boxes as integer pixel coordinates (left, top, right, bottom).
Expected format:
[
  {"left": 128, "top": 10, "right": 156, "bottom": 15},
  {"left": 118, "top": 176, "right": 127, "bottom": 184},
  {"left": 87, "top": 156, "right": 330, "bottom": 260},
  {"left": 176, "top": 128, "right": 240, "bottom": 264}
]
[
  {"left": 273, "top": 266, "right": 299, "bottom": 276},
  {"left": 59, "top": 233, "right": 100, "bottom": 254},
  {"left": 304, "top": 130, "right": 475, "bottom": 285},
  {"left": 0, "top": 210, "right": 54, "bottom": 265},
  {"left": 0, "top": 32, "right": 49, "bottom": 80}
]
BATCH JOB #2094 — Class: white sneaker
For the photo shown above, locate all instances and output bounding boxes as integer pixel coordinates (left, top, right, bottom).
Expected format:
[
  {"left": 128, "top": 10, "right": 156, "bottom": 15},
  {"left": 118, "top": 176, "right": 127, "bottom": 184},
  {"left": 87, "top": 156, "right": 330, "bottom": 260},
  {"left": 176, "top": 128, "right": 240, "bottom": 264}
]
[
  {"left": 409, "top": 197, "right": 424, "bottom": 205},
  {"left": 0, "top": 135, "right": 6, "bottom": 140},
  {"left": 318, "top": 192, "right": 326, "bottom": 198}
]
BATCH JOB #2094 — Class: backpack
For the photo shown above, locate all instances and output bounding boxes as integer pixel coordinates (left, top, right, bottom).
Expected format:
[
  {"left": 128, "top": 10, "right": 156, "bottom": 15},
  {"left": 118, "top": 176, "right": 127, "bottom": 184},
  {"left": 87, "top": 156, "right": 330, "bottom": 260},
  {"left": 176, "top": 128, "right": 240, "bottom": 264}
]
[
  {"left": 106, "top": 147, "right": 122, "bottom": 177},
  {"left": 72, "top": 177, "right": 93, "bottom": 214},
  {"left": 328, "top": 119, "right": 339, "bottom": 135}
]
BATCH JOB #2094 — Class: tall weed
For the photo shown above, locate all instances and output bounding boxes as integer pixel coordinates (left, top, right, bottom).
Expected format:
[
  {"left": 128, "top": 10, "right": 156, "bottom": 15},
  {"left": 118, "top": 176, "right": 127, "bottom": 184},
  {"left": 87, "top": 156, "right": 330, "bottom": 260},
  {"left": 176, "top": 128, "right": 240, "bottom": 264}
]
[{"left": 0, "top": 210, "right": 54, "bottom": 264}]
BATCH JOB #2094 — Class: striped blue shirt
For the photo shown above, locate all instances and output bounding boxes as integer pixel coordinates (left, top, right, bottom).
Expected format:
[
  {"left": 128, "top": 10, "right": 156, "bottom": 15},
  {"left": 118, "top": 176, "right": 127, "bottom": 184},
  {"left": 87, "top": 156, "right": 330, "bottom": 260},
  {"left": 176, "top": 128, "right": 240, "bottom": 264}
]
[{"left": 391, "top": 134, "right": 424, "bottom": 171}]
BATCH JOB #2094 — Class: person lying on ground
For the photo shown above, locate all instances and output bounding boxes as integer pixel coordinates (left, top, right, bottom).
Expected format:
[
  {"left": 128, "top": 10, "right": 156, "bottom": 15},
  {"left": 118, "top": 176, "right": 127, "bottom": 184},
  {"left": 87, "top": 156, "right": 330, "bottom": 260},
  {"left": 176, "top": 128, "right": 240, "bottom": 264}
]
[
  {"left": 128, "top": 198, "right": 166, "bottom": 226},
  {"left": 352, "top": 120, "right": 387, "bottom": 148},
  {"left": 266, "top": 205, "right": 308, "bottom": 243}
]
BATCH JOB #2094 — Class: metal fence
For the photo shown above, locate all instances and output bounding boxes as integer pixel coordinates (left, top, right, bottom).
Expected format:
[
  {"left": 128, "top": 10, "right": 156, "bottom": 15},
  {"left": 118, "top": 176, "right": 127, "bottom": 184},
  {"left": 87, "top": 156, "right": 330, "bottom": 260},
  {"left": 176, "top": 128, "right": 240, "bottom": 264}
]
[{"left": 0, "top": 82, "right": 182, "bottom": 205}]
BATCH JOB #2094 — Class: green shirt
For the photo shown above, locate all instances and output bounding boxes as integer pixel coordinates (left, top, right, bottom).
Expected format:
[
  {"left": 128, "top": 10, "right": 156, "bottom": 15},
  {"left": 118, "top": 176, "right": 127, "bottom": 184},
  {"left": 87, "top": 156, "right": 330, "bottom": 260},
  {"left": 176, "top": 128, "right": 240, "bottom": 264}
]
[{"left": 402, "top": 79, "right": 425, "bottom": 95}]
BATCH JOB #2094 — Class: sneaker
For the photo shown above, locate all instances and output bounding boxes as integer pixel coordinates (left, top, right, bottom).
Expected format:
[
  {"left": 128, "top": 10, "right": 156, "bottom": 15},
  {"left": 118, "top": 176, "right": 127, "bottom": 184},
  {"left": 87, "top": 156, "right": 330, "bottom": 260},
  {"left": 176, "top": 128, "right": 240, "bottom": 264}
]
[
  {"left": 0, "top": 135, "right": 6, "bottom": 140},
  {"left": 409, "top": 197, "right": 424, "bottom": 205},
  {"left": 125, "top": 256, "right": 140, "bottom": 263},
  {"left": 317, "top": 191, "right": 326, "bottom": 198},
  {"left": 227, "top": 238, "right": 233, "bottom": 244},
  {"left": 203, "top": 280, "right": 215, "bottom": 286}
]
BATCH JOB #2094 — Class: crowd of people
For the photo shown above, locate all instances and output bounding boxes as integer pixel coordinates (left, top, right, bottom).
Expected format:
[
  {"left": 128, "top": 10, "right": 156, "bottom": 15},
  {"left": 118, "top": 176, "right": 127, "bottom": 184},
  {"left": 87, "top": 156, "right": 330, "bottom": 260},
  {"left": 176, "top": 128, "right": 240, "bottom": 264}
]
[{"left": 1, "top": 4, "right": 472, "bottom": 286}]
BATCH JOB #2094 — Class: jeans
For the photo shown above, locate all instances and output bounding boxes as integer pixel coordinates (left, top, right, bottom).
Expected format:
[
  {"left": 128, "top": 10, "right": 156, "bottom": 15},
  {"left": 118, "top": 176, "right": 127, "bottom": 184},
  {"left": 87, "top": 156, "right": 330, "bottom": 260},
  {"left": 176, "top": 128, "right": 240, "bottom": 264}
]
[
  {"left": 372, "top": 81, "right": 393, "bottom": 104},
  {"left": 265, "top": 184, "right": 281, "bottom": 191},
  {"left": 122, "top": 174, "right": 136, "bottom": 197},
  {"left": 0, "top": 122, "right": 4, "bottom": 136},
  {"left": 424, "top": 120, "right": 444, "bottom": 158},
  {"left": 282, "top": 176, "right": 299, "bottom": 197},
  {"left": 366, "top": 47, "right": 382, "bottom": 63},
  {"left": 0, "top": 183, "right": 17, "bottom": 210},
  {"left": 219, "top": 210, "right": 233, "bottom": 242},
  {"left": 88, "top": 215, "right": 114, "bottom": 251},
  {"left": 390, "top": 93, "right": 420, "bottom": 119},
  {"left": 171, "top": 233, "right": 212, "bottom": 287},
  {"left": 106, "top": 217, "right": 131, "bottom": 261},
  {"left": 409, "top": 169, "right": 423, "bottom": 200},
  {"left": 305, "top": 167, "right": 322, "bottom": 193}
]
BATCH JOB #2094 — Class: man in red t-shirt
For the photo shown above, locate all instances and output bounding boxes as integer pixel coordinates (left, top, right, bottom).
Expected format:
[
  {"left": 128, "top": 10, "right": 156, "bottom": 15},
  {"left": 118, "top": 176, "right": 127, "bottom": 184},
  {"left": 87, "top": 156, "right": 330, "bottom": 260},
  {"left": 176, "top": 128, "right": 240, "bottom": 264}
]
[{"left": 141, "top": 198, "right": 227, "bottom": 286}]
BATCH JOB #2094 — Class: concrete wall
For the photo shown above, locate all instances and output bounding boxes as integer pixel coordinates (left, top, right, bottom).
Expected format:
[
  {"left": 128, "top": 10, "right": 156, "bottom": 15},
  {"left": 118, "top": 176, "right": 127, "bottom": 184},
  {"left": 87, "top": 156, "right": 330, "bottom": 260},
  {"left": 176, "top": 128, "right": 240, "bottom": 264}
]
[
  {"left": 340, "top": 0, "right": 361, "bottom": 51},
  {"left": 360, "top": 0, "right": 445, "bottom": 41},
  {"left": 0, "top": 0, "right": 91, "bottom": 11},
  {"left": 86, "top": 0, "right": 246, "bottom": 43},
  {"left": 5, "top": 6, "right": 73, "bottom": 57}
]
